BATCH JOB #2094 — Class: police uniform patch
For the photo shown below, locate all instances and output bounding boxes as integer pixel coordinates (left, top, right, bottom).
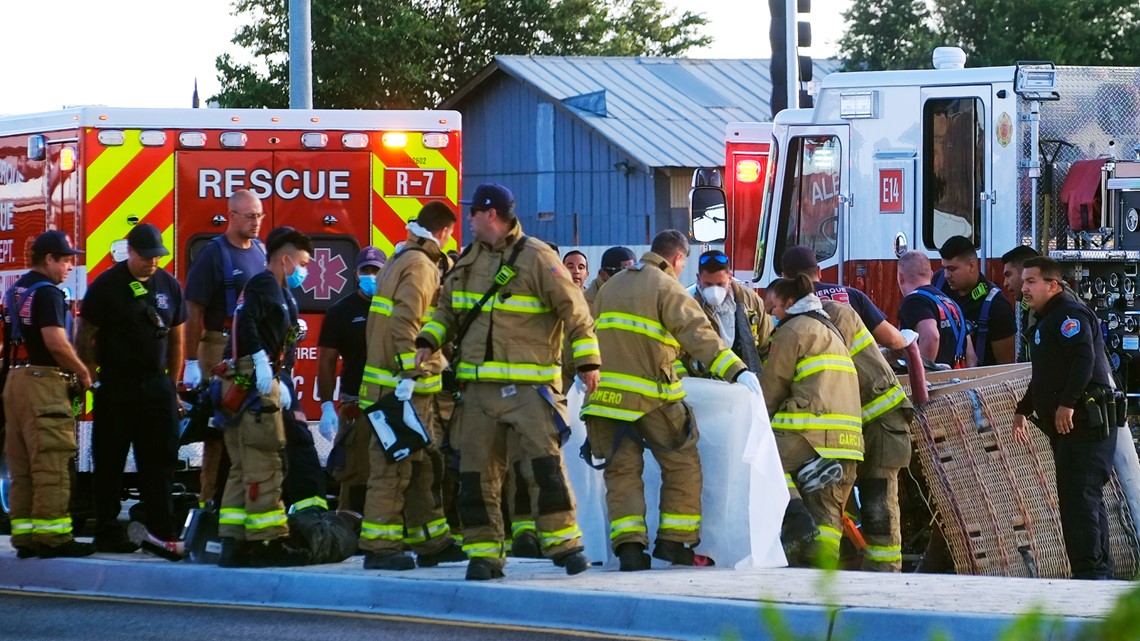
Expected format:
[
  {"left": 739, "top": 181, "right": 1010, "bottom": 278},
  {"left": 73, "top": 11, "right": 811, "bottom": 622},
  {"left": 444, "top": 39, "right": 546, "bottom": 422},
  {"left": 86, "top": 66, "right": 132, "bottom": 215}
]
[{"left": 1060, "top": 318, "right": 1080, "bottom": 338}]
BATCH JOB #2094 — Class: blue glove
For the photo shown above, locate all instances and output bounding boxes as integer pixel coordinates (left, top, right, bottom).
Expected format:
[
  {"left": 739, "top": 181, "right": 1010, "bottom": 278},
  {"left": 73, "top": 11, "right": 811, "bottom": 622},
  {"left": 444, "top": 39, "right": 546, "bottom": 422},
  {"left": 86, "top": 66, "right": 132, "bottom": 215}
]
[
  {"left": 182, "top": 360, "right": 201, "bottom": 388},
  {"left": 735, "top": 370, "right": 762, "bottom": 395},
  {"left": 319, "top": 401, "right": 338, "bottom": 442},
  {"left": 278, "top": 379, "right": 292, "bottom": 410},
  {"left": 252, "top": 350, "right": 273, "bottom": 395}
]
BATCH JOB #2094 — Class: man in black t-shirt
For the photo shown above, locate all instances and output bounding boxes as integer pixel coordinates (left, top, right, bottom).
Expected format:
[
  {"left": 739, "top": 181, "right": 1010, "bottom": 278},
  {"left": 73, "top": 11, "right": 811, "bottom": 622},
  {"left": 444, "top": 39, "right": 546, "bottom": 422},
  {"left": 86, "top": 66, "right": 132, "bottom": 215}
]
[
  {"left": 936, "top": 236, "right": 1017, "bottom": 365},
  {"left": 897, "top": 251, "right": 976, "bottom": 368},
  {"left": 317, "top": 246, "right": 385, "bottom": 512},
  {"left": 78, "top": 224, "right": 187, "bottom": 551}
]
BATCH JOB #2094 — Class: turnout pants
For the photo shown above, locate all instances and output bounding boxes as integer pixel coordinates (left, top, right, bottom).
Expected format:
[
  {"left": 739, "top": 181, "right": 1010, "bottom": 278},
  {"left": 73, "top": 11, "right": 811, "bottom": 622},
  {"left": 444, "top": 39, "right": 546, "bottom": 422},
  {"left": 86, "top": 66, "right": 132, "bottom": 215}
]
[
  {"left": 585, "top": 401, "right": 702, "bottom": 551},
  {"left": 279, "top": 374, "right": 327, "bottom": 512},
  {"left": 332, "top": 401, "right": 369, "bottom": 513},
  {"left": 777, "top": 430, "right": 857, "bottom": 566},
  {"left": 93, "top": 374, "right": 180, "bottom": 541},
  {"left": 359, "top": 391, "right": 453, "bottom": 556},
  {"left": 198, "top": 330, "right": 227, "bottom": 505},
  {"left": 218, "top": 358, "right": 288, "bottom": 542},
  {"left": 1053, "top": 431, "right": 1116, "bottom": 579},
  {"left": 856, "top": 409, "right": 912, "bottom": 572},
  {"left": 4, "top": 367, "right": 78, "bottom": 548},
  {"left": 457, "top": 382, "right": 582, "bottom": 568}
]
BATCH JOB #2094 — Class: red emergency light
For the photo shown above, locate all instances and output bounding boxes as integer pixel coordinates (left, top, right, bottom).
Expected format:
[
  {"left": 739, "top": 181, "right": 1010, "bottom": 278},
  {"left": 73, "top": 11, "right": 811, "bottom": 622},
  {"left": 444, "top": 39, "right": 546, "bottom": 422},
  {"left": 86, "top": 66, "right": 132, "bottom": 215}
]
[{"left": 736, "top": 159, "right": 762, "bottom": 183}]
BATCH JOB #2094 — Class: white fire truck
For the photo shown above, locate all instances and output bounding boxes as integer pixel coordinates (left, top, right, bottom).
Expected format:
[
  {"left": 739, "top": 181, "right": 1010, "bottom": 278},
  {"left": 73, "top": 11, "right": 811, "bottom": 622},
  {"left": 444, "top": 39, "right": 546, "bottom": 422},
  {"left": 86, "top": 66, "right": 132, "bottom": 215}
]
[{"left": 0, "top": 106, "right": 462, "bottom": 526}]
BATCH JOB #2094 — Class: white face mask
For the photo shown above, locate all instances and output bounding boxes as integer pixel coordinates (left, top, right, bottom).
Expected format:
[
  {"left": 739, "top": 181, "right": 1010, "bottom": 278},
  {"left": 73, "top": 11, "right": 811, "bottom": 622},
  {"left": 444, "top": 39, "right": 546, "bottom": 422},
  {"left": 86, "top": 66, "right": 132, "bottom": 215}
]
[{"left": 701, "top": 285, "right": 728, "bottom": 307}]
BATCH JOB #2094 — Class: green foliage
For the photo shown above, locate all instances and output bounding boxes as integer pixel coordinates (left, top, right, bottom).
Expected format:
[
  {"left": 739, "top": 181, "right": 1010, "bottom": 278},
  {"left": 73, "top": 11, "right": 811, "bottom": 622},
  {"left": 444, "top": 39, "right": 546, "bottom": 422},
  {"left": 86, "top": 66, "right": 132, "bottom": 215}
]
[
  {"left": 213, "top": 0, "right": 711, "bottom": 109},
  {"left": 839, "top": 0, "right": 1140, "bottom": 71}
]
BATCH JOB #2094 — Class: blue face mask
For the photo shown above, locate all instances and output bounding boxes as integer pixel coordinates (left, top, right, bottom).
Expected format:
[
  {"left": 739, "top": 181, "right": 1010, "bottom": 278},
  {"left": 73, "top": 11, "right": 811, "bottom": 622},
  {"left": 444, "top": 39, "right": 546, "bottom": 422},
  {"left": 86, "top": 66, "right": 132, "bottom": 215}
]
[
  {"left": 770, "top": 316, "right": 779, "bottom": 328},
  {"left": 359, "top": 273, "right": 377, "bottom": 297},
  {"left": 286, "top": 261, "right": 307, "bottom": 289}
]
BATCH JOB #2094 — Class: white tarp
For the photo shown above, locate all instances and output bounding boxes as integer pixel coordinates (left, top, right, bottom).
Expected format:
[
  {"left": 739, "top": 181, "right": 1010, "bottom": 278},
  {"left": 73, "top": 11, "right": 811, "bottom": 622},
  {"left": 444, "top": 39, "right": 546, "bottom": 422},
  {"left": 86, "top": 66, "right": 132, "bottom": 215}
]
[{"left": 565, "top": 377, "right": 788, "bottom": 569}]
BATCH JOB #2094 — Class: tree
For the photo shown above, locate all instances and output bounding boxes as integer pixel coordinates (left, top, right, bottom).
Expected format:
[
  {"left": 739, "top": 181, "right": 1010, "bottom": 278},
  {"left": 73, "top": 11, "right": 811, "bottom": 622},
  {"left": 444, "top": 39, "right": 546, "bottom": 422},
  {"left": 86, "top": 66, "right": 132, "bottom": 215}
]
[
  {"left": 837, "top": 0, "right": 937, "bottom": 71},
  {"left": 213, "top": 0, "right": 711, "bottom": 109}
]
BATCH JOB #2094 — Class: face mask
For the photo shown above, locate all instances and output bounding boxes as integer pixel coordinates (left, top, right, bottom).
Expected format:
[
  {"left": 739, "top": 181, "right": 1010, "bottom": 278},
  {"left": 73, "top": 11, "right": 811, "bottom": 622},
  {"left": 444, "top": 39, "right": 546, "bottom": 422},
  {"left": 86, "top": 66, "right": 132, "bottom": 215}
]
[
  {"left": 285, "top": 259, "right": 307, "bottom": 289},
  {"left": 701, "top": 285, "right": 728, "bottom": 307},
  {"left": 359, "top": 273, "right": 377, "bottom": 297},
  {"left": 770, "top": 317, "right": 779, "bottom": 328}
]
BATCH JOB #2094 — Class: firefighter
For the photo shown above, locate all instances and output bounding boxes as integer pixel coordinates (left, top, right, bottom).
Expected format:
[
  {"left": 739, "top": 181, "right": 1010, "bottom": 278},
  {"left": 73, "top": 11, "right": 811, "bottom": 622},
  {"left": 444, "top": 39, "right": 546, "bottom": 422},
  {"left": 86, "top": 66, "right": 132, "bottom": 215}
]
[
  {"left": 216, "top": 228, "right": 314, "bottom": 568},
  {"left": 1014, "top": 257, "right": 1116, "bottom": 579},
  {"left": 317, "top": 246, "right": 386, "bottom": 513},
  {"left": 584, "top": 230, "right": 757, "bottom": 571},
  {"left": 76, "top": 224, "right": 186, "bottom": 552},
  {"left": 4, "top": 231, "right": 93, "bottom": 558},
  {"left": 1001, "top": 245, "right": 1041, "bottom": 363},
  {"left": 562, "top": 251, "right": 589, "bottom": 290},
  {"left": 761, "top": 275, "right": 862, "bottom": 568},
  {"left": 780, "top": 245, "right": 907, "bottom": 350},
  {"left": 584, "top": 246, "right": 635, "bottom": 307},
  {"left": 686, "top": 248, "right": 772, "bottom": 375},
  {"left": 936, "top": 235, "right": 1017, "bottom": 365},
  {"left": 413, "top": 183, "right": 599, "bottom": 581},
  {"left": 357, "top": 202, "right": 466, "bottom": 571},
  {"left": 897, "top": 251, "right": 977, "bottom": 369}
]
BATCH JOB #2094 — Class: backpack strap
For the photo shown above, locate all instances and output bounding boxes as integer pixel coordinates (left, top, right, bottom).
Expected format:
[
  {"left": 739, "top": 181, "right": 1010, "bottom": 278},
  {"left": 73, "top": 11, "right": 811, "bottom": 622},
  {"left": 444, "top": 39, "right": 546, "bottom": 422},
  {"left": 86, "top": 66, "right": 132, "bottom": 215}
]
[
  {"left": 452, "top": 236, "right": 528, "bottom": 349},
  {"left": 974, "top": 287, "right": 1002, "bottom": 364},
  {"left": 6, "top": 281, "right": 55, "bottom": 344},
  {"left": 214, "top": 235, "right": 267, "bottom": 327},
  {"left": 932, "top": 269, "right": 947, "bottom": 292},
  {"left": 911, "top": 288, "right": 967, "bottom": 365}
]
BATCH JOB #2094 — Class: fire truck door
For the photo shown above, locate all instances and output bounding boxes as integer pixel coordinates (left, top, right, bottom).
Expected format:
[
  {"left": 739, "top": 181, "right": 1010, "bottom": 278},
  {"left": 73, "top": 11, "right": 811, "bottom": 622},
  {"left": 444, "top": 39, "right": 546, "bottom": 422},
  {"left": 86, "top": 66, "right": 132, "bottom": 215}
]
[
  {"left": 769, "top": 125, "right": 850, "bottom": 283},
  {"left": 918, "top": 86, "right": 994, "bottom": 270}
]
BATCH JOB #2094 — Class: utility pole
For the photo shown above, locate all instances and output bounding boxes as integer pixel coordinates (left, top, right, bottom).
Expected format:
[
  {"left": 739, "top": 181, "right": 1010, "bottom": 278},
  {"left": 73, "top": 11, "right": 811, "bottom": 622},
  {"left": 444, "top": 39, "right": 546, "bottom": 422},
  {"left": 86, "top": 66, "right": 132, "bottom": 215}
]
[{"left": 289, "top": 0, "right": 313, "bottom": 109}]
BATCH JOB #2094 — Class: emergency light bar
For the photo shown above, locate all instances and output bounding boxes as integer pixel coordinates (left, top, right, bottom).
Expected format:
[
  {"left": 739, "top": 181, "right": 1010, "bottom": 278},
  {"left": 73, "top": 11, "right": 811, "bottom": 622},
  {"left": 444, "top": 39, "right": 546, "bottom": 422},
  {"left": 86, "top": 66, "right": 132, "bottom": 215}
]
[
  {"left": 301, "top": 132, "right": 328, "bottom": 149},
  {"left": 59, "top": 146, "right": 77, "bottom": 172},
  {"left": 97, "top": 130, "right": 126, "bottom": 146},
  {"left": 139, "top": 130, "right": 167, "bottom": 147},
  {"left": 342, "top": 133, "right": 369, "bottom": 149},
  {"left": 382, "top": 132, "right": 408, "bottom": 148},
  {"left": 422, "top": 133, "right": 449, "bottom": 149},
  {"left": 219, "top": 132, "right": 248, "bottom": 148},
  {"left": 840, "top": 91, "right": 877, "bottom": 119},
  {"left": 179, "top": 132, "right": 207, "bottom": 147}
]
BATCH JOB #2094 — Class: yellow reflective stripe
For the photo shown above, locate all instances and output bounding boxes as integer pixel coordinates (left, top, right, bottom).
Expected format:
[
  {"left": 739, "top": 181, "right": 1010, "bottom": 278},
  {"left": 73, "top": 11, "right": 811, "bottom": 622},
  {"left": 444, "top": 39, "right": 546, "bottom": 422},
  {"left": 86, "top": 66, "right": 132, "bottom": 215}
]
[
  {"left": 397, "top": 352, "right": 417, "bottom": 370},
  {"left": 219, "top": 508, "right": 246, "bottom": 526},
  {"left": 794, "top": 354, "right": 856, "bottom": 381},
  {"left": 463, "top": 541, "right": 505, "bottom": 558},
  {"left": 571, "top": 338, "right": 600, "bottom": 358},
  {"left": 815, "top": 447, "right": 863, "bottom": 461},
  {"left": 32, "top": 517, "right": 73, "bottom": 534},
  {"left": 406, "top": 518, "right": 450, "bottom": 544},
  {"left": 456, "top": 361, "right": 559, "bottom": 384},
  {"left": 540, "top": 525, "right": 582, "bottom": 548},
  {"left": 598, "top": 372, "right": 684, "bottom": 401},
  {"left": 289, "top": 496, "right": 328, "bottom": 512},
  {"left": 86, "top": 131, "right": 143, "bottom": 201},
  {"left": 597, "top": 312, "right": 679, "bottom": 347},
  {"left": 245, "top": 510, "right": 288, "bottom": 530},
  {"left": 87, "top": 153, "right": 174, "bottom": 272},
  {"left": 420, "top": 306, "right": 436, "bottom": 324},
  {"left": 421, "top": 321, "right": 447, "bottom": 345},
  {"left": 817, "top": 525, "right": 842, "bottom": 549},
  {"left": 659, "top": 513, "right": 701, "bottom": 532},
  {"left": 673, "top": 360, "right": 688, "bottom": 376},
  {"left": 582, "top": 405, "right": 644, "bottom": 421},
  {"left": 10, "top": 519, "right": 33, "bottom": 534},
  {"left": 771, "top": 412, "right": 862, "bottom": 432},
  {"left": 850, "top": 328, "right": 875, "bottom": 357},
  {"left": 452, "top": 291, "right": 484, "bottom": 311},
  {"left": 609, "top": 515, "right": 648, "bottom": 539},
  {"left": 493, "top": 294, "right": 550, "bottom": 314},
  {"left": 861, "top": 385, "right": 906, "bottom": 422},
  {"left": 709, "top": 349, "right": 743, "bottom": 378},
  {"left": 864, "top": 545, "right": 903, "bottom": 562},
  {"left": 370, "top": 296, "right": 394, "bottom": 316},
  {"left": 511, "top": 520, "right": 537, "bottom": 538},
  {"left": 362, "top": 365, "right": 441, "bottom": 393},
  {"left": 784, "top": 473, "right": 796, "bottom": 489},
  {"left": 362, "top": 522, "right": 404, "bottom": 541}
]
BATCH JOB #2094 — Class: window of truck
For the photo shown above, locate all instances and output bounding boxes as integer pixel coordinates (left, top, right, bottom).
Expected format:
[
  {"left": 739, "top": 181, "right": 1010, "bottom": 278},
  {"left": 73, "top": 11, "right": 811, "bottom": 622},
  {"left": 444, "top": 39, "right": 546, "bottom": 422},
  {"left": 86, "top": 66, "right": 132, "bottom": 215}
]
[
  {"left": 774, "top": 135, "right": 841, "bottom": 272},
  {"left": 754, "top": 140, "right": 779, "bottom": 281},
  {"left": 923, "top": 97, "right": 984, "bottom": 249}
]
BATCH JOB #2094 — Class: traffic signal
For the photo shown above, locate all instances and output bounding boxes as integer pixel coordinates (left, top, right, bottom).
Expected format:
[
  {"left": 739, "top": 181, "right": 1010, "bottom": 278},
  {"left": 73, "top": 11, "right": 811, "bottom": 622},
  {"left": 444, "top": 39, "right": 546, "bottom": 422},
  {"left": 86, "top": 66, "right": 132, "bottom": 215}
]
[
  {"left": 797, "top": 0, "right": 812, "bottom": 109},
  {"left": 770, "top": 0, "right": 812, "bottom": 115}
]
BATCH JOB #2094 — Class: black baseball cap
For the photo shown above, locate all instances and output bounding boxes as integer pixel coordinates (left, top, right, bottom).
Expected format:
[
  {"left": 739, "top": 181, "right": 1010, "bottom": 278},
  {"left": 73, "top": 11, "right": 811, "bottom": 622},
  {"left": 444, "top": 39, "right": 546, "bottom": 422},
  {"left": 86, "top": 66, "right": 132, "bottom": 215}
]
[
  {"left": 127, "top": 223, "right": 169, "bottom": 258},
  {"left": 460, "top": 183, "right": 514, "bottom": 213},
  {"left": 32, "top": 230, "right": 83, "bottom": 256},
  {"left": 600, "top": 246, "right": 636, "bottom": 274},
  {"left": 780, "top": 245, "right": 818, "bottom": 277}
]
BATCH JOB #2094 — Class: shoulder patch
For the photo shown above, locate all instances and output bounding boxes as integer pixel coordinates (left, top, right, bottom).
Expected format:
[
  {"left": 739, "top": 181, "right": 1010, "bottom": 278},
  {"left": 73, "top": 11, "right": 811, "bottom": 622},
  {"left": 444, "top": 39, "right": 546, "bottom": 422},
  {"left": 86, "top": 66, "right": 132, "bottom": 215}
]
[{"left": 1060, "top": 317, "right": 1080, "bottom": 338}]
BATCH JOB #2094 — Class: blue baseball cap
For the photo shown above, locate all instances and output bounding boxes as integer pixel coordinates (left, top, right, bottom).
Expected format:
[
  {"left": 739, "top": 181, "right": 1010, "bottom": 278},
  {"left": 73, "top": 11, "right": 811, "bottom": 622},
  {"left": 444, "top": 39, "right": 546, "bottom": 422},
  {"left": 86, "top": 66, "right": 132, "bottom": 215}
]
[
  {"left": 459, "top": 183, "right": 514, "bottom": 213},
  {"left": 356, "top": 246, "right": 386, "bottom": 269}
]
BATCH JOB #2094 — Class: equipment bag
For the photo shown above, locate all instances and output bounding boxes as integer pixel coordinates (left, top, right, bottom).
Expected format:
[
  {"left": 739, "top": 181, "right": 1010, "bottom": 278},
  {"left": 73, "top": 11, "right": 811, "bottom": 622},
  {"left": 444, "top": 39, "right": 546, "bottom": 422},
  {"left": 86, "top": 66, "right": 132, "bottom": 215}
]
[{"left": 364, "top": 393, "right": 430, "bottom": 464}]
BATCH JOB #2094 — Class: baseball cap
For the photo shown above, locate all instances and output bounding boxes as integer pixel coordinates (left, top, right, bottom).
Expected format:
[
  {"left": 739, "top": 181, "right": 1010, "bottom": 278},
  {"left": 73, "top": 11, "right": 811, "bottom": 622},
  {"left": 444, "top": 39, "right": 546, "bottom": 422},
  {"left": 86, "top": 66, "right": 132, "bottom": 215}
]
[
  {"left": 356, "top": 246, "right": 387, "bottom": 270},
  {"left": 126, "top": 223, "right": 170, "bottom": 258},
  {"left": 780, "top": 245, "right": 818, "bottom": 277},
  {"left": 32, "top": 230, "right": 83, "bottom": 256},
  {"left": 600, "top": 246, "right": 636, "bottom": 274},
  {"left": 459, "top": 183, "right": 514, "bottom": 213}
]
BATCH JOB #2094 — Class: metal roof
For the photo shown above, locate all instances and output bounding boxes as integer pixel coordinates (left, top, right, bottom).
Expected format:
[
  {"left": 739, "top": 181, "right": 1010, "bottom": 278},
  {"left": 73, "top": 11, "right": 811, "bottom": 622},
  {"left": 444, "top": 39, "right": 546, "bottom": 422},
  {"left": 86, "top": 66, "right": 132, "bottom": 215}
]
[{"left": 443, "top": 56, "right": 838, "bottom": 169}]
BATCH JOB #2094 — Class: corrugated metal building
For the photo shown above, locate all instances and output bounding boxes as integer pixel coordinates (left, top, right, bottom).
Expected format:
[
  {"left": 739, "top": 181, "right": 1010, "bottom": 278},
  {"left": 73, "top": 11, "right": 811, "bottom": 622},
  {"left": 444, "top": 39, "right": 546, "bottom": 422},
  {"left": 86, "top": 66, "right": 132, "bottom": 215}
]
[{"left": 441, "top": 56, "right": 836, "bottom": 246}]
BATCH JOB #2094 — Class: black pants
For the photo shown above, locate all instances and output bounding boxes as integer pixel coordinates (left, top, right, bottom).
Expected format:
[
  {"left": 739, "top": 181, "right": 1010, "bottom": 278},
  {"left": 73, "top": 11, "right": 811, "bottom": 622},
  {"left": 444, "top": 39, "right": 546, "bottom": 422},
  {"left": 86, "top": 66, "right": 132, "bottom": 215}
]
[
  {"left": 1052, "top": 430, "right": 1117, "bottom": 579},
  {"left": 93, "top": 374, "right": 179, "bottom": 540}
]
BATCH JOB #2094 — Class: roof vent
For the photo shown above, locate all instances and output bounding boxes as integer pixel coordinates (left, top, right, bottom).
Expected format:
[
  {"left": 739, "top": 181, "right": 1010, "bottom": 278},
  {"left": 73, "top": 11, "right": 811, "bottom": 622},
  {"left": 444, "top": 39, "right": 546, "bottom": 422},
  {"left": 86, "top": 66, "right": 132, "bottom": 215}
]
[
  {"left": 562, "top": 90, "right": 607, "bottom": 117},
  {"left": 932, "top": 47, "right": 967, "bottom": 70}
]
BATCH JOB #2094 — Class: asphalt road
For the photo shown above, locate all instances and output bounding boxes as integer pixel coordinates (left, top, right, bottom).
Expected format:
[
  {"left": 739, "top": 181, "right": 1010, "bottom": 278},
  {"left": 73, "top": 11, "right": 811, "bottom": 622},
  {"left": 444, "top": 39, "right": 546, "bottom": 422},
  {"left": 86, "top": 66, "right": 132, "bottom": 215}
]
[{"left": 0, "top": 590, "right": 656, "bottom": 641}]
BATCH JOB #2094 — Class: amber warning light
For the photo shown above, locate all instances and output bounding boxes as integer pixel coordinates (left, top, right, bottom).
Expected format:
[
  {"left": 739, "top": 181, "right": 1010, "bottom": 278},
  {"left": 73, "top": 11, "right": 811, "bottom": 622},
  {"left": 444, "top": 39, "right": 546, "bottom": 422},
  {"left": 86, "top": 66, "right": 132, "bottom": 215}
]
[{"left": 736, "top": 159, "right": 763, "bottom": 183}]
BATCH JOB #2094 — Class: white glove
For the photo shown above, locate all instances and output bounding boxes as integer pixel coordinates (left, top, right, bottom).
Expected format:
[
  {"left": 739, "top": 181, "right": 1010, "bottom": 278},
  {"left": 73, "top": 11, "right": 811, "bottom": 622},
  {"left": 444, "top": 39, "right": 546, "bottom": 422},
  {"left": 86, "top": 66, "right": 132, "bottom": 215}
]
[
  {"left": 734, "top": 370, "right": 762, "bottom": 395},
  {"left": 252, "top": 350, "right": 274, "bottom": 395},
  {"left": 278, "top": 379, "right": 292, "bottom": 410},
  {"left": 900, "top": 329, "right": 920, "bottom": 348},
  {"left": 395, "top": 378, "right": 416, "bottom": 401},
  {"left": 319, "top": 401, "right": 338, "bottom": 442},
  {"left": 573, "top": 375, "right": 588, "bottom": 395},
  {"left": 182, "top": 360, "right": 201, "bottom": 388}
]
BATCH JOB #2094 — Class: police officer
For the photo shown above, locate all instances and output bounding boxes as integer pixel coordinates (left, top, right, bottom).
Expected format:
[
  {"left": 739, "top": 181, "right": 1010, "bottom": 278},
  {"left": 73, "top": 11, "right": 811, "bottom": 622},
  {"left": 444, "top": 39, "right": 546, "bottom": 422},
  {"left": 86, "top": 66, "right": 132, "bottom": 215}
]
[
  {"left": 216, "top": 228, "right": 314, "bottom": 568},
  {"left": 317, "top": 246, "right": 386, "bottom": 513},
  {"left": 414, "top": 183, "right": 599, "bottom": 581},
  {"left": 687, "top": 248, "right": 772, "bottom": 374},
  {"left": 1014, "top": 256, "right": 1116, "bottom": 579},
  {"left": 357, "top": 202, "right": 466, "bottom": 571},
  {"left": 936, "top": 235, "right": 1018, "bottom": 365},
  {"left": 4, "top": 231, "right": 93, "bottom": 558},
  {"left": 76, "top": 224, "right": 186, "bottom": 552},
  {"left": 584, "top": 246, "right": 635, "bottom": 307},
  {"left": 584, "top": 231, "right": 756, "bottom": 571}
]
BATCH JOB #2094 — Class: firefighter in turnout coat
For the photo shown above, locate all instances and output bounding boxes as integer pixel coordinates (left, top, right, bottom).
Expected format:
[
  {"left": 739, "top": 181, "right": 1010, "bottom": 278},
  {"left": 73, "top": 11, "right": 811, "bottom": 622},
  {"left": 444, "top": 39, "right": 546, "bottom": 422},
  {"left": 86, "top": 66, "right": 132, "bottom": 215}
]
[
  {"left": 583, "top": 230, "right": 760, "bottom": 571},
  {"left": 762, "top": 275, "right": 863, "bottom": 568}
]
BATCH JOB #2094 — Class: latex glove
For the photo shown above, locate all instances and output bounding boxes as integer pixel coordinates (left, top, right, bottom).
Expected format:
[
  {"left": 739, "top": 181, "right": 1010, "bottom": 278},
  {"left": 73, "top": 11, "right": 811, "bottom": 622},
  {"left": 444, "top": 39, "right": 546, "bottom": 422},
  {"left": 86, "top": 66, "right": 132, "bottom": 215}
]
[
  {"left": 899, "top": 329, "right": 920, "bottom": 348},
  {"left": 182, "top": 360, "right": 201, "bottom": 388},
  {"left": 319, "top": 401, "right": 338, "bottom": 442},
  {"left": 395, "top": 378, "right": 416, "bottom": 401},
  {"left": 573, "top": 375, "right": 588, "bottom": 395},
  {"left": 734, "top": 370, "right": 762, "bottom": 395},
  {"left": 278, "top": 379, "right": 292, "bottom": 410},
  {"left": 252, "top": 350, "right": 274, "bottom": 395}
]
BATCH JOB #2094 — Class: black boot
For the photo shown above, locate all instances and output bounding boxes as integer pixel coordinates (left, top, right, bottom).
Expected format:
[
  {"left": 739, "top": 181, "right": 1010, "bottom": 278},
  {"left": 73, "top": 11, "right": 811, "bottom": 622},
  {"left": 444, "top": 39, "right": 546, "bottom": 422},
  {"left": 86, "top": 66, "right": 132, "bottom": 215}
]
[
  {"left": 552, "top": 548, "right": 590, "bottom": 575},
  {"left": 416, "top": 543, "right": 467, "bottom": 568},
  {"left": 510, "top": 531, "right": 543, "bottom": 559},
  {"left": 616, "top": 542, "right": 651, "bottom": 572},
  {"left": 781, "top": 499, "right": 819, "bottom": 565},
  {"left": 246, "top": 538, "right": 311, "bottom": 568},
  {"left": 217, "top": 537, "right": 247, "bottom": 568},
  {"left": 363, "top": 551, "right": 415, "bottom": 571},
  {"left": 465, "top": 558, "right": 505, "bottom": 581},
  {"left": 652, "top": 540, "right": 715, "bottom": 567},
  {"left": 38, "top": 539, "right": 95, "bottom": 559}
]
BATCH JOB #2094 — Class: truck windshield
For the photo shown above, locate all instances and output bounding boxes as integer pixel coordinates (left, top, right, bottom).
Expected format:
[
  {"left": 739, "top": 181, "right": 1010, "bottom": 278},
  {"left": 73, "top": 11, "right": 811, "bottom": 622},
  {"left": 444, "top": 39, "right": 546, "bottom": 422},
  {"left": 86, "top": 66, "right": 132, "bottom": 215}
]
[{"left": 774, "top": 135, "right": 841, "bottom": 272}]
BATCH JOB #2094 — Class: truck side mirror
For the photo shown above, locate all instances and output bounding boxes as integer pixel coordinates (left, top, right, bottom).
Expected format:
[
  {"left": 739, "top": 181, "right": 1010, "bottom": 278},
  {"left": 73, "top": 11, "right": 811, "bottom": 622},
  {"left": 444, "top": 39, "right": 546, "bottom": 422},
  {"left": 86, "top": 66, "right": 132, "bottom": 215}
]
[
  {"left": 689, "top": 185, "right": 727, "bottom": 243},
  {"left": 27, "top": 135, "right": 46, "bottom": 161}
]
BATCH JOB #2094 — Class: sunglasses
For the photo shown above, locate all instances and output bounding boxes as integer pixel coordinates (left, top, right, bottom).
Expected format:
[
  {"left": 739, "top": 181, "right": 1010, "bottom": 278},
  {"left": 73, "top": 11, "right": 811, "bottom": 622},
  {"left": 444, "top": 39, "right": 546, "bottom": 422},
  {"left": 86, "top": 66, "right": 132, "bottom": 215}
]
[
  {"left": 231, "top": 210, "right": 265, "bottom": 221},
  {"left": 699, "top": 253, "right": 729, "bottom": 266}
]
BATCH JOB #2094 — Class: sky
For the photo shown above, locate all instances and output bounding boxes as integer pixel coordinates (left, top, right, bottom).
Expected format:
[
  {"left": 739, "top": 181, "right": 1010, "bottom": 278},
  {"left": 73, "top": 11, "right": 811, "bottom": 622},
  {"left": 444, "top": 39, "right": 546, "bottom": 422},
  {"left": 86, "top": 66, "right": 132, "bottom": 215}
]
[{"left": 1, "top": 0, "right": 852, "bottom": 115}]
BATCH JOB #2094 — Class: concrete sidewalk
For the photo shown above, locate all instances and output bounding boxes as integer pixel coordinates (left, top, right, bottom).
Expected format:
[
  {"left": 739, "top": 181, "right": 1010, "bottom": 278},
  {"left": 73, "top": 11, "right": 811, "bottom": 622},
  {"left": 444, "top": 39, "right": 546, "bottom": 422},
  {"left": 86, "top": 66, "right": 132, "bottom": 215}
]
[{"left": 0, "top": 539, "right": 1128, "bottom": 641}]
